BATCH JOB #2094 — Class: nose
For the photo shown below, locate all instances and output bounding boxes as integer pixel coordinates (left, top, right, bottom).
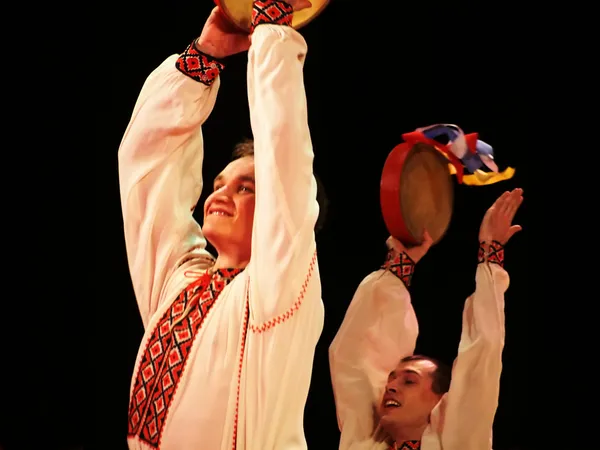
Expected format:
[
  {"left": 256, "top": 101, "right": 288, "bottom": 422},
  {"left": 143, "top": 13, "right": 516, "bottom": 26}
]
[
  {"left": 212, "top": 184, "right": 235, "bottom": 202},
  {"left": 215, "top": 183, "right": 233, "bottom": 196},
  {"left": 386, "top": 385, "right": 397, "bottom": 393},
  {"left": 205, "top": 186, "right": 233, "bottom": 213}
]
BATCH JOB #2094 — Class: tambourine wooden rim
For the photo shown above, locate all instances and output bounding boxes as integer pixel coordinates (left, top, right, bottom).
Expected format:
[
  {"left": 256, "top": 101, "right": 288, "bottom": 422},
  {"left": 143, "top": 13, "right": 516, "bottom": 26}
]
[
  {"left": 215, "top": 0, "right": 330, "bottom": 32},
  {"left": 380, "top": 142, "right": 454, "bottom": 246}
]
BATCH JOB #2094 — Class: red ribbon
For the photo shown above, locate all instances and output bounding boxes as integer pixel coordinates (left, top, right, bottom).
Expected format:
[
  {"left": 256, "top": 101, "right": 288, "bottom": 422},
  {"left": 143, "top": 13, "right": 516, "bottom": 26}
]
[{"left": 401, "top": 130, "right": 481, "bottom": 184}]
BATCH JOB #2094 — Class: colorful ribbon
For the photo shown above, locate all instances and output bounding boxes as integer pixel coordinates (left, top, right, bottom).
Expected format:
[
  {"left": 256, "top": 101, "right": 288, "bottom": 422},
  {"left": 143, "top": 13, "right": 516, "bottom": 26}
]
[{"left": 402, "top": 124, "right": 515, "bottom": 186}]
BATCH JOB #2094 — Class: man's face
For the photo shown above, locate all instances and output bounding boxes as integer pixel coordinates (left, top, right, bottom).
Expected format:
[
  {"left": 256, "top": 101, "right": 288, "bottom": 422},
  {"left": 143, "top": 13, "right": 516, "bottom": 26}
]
[
  {"left": 378, "top": 359, "right": 443, "bottom": 431},
  {"left": 203, "top": 156, "right": 256, "bottom": 260}
]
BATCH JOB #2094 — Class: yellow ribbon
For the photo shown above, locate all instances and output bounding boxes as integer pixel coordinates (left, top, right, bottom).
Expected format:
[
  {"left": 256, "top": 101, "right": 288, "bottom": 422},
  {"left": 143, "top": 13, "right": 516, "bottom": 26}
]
[{"left": 448, "top": 165, "right": 516, "bottom": 186}]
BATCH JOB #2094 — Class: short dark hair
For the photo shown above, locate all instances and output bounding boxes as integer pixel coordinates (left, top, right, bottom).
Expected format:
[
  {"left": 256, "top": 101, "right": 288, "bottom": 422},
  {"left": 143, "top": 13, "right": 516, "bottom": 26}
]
[
  {"left": 400, "top": 354, "right": 451, "bottom": 395},
  {"left": 231, "top": 138, "right": 329, "bottom": 234},
  {"left": 231, "top": 138, "right": 255, "bottom": 160}
]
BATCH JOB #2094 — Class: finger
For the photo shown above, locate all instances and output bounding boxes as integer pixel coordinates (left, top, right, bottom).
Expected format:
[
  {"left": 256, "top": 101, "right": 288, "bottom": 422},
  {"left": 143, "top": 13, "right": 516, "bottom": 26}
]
[
  {"left": 503, "top": 189, "right": 523, "bottom": 218},
  {"left": 422, "top": 229, "right": 433, "bottom": 248},
  {"left": 292, "top": 0, "right": 312, "bottom": 11},
  {"left": 386, "top": 236, "right": 395, "bottom": 249},
  {"left": 499, "top": 190, "right": 517, "bottom": 215},
  {"left": 503, "top": 188, "right": 523, "bottom": 217},
  {"left": 387, "top": 236, "right": 406, "bottom": 252},
  {"left": 494, "top": 191, "right": 511, "bottom": 212},
  {"left": 505, "top": 193, "right": 523, "bottom": 220},
  {"left": 506, "top": 224, "right": 522, "bottom": 241}
]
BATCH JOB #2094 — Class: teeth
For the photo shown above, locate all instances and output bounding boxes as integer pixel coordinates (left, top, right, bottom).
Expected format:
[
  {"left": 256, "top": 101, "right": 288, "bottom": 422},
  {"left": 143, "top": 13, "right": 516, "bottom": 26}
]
[
  {"left": 385, "top": 400, "right": 400, "bottom": 407},
  {"left": 211, "top": 211, "right": 228, "bottom": 216}
]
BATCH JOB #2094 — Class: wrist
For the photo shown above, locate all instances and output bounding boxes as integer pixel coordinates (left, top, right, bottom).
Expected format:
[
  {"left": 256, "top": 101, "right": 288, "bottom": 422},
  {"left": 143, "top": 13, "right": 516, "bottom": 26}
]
[
  {"left": 382, "top": 247, "right": 415, "bottom": 288},
  {"left": 175, "top": 40, "right": 226, "bottom": 86},
  {"left": 194, "top": 38, "right": 228, "bottom": 60},
  {"left": 478, "top": 240, "right": 505, "bottom": 267},
  {"left": 251, "top": 0, "right": 294, "bottom": 31}
]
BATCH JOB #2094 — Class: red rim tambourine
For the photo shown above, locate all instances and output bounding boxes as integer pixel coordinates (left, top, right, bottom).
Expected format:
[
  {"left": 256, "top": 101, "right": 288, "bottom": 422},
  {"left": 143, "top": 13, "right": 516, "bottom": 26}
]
[
  {"left": 380, "top": 141, "right": 454, "bottom": 247},
  {"left": 380, "top": 124, "right": 516, "bottom": 246},
  {"left": 214, "top": 0, "right": 330, "bottom": 32}
]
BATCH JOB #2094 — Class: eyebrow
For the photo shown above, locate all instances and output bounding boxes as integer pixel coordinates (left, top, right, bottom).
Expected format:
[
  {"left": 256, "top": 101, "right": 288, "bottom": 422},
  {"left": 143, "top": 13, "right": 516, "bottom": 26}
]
[
  {"left": 213, "top": 174, "right": 256, "bottom": 185},
  {"left": 389, "top": 369, "right": 421, "bottom": 378}
]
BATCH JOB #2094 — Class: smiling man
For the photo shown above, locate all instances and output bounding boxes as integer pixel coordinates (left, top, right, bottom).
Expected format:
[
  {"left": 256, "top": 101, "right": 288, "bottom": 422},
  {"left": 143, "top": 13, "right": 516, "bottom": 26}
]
[
  {"left": 118, "top": 1, "right": 325, "bottom": 449},
  {"left": 202, "top": 143, "right": 258, "bottom": 267},
  {"left": 379, "top": 354, "right": 451, "bottom": 444},
  {"left": 329, "top": 189, "right": 524, "bottom": 450}
]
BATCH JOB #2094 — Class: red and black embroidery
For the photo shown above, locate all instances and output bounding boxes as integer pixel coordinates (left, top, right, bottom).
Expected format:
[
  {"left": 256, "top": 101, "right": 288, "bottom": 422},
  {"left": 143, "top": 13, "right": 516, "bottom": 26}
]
[
  {"left": 389, "top": 441, "right": 420, "bottom": 450},
  {"left": 477, "top": 242, "right": 485, "bottom": 263},
  {"left": 251, "top": 0, "right": 293, "bottom": 31},
  {"left": 394, "top": 441, "right": 420, "bottom": 450},
  {"left": 127, "top": 268, "right": 243, "bottom": 448},
  {"left": 175, "top": 41, "right": 225, "bottom": 86},
  {"left": 478, "top": 240, "right": 505, "bottom": 267},
  {"left": 382, "top": 248, "right": 415, "bottom": 288}
]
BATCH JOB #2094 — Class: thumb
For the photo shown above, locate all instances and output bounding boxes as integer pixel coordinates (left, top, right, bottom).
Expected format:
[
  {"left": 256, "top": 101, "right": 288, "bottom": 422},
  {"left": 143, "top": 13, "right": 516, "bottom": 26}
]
[
  {"left": 421, "top": 229, "right": 434, "bottom": 249},
  {"left": 387, "top": 236, "right": 407, "bottom": 252},
  {"left": 505, "top": 225, "right": 522, "bottom": 242}
]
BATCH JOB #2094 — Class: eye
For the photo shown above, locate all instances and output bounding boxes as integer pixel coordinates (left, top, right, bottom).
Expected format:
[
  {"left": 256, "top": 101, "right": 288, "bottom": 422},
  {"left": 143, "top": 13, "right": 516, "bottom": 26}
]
[
  {"left": 404, "top": 379, "right": 416, "bottom": 385},
  {"left": 238, "top": 185, "right": 254, "bottom": 193},
  {"left": 213, "top": 184, "right": 223, "bottom": 192}
]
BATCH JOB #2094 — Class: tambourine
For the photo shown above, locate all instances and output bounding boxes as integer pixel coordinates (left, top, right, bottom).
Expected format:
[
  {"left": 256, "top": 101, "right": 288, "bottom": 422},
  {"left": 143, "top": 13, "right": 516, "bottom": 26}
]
[
  {"left": 215, "top": 0, "right": 330, "bottom": 31},
  {"left": 380, "top": 142, "right": 454, "bottom": 247}
]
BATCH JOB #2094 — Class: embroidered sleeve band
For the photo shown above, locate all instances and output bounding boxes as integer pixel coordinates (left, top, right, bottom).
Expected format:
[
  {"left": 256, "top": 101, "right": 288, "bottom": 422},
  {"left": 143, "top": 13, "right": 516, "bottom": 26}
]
[
  {"left": 478, "top": 240, "right": 505, "bottom": 267},
  {"left": 382, "top": 248, "right": 416, "bottom": 288},
  {"left": 251, "top": 0, "right": 293, "bottom": 31},
  {"left": 175, "top": 41, "right": 225, "bottom": 86}
]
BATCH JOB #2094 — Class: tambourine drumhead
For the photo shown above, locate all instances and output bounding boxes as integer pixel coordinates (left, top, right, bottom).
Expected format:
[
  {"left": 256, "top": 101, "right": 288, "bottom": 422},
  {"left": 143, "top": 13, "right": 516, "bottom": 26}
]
[
  {"left": 215, "top": 0, "right": 330, "bottom": 31},
  {"left": 380, "top": 142, "right": 454, "bottom": 246}
]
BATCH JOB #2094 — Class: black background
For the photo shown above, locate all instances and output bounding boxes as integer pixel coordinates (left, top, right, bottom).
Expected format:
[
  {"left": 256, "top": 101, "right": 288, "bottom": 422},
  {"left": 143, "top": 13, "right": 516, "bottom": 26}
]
[{"left": 10, "top": 1, "right": 532, "bottom": 449}]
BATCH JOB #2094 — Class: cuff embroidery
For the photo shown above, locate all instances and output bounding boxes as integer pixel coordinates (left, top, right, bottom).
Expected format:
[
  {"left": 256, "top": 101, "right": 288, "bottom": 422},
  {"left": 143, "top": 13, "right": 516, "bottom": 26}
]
[
  {"left": 175, "top": 41, "right": 225, "bottom": 86},
  {"left": 252, "top": 0, "right": 293, "bottom": 31},
  {"left": 382, "top": 248, "right": 415, "bottom": 288},
  {"left": 478, "top": 240, "right": 505, "bottom": 267}
]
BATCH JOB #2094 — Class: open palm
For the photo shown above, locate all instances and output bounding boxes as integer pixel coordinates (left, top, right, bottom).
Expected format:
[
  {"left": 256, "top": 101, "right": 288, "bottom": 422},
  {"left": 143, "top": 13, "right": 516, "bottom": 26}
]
[{"left": 479, "top": 188, "right": 524, "bottom": 245}]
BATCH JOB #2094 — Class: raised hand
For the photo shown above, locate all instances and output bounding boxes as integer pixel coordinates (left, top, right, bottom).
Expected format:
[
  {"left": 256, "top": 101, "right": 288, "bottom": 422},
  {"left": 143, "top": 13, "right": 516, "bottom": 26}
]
[
  {"left": 196, "top": 7, "right": 251, "bottom": 59},
  {"left": 479, "top": 188, "right": 524, "bottom": 245},
  {"left": 386, "top": 230, "right": 434, "bottom": 264}
]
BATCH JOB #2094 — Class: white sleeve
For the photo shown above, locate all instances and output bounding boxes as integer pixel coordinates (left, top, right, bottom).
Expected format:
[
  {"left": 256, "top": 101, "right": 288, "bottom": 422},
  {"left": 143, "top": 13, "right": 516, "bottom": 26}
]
[
  {"left": 118, "top": 54, "right": 219, "bottom": 327},
  {"left": 329, "top": 265, "right": 419, "bottom": 450},
  {"left": 437, "top": 260, "right": 509, "bottom": 450},
  {"left": 241, "top": 24, "right": 324, "bottom": 450},
  {"left": 246, "top": 24, "right": 320, "bottom": 327}
]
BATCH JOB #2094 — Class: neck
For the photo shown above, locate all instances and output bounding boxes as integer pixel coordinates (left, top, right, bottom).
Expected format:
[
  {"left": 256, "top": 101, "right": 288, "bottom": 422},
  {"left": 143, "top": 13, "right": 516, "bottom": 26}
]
[
  {"left": 212, "top": 251, "right": 249, "bottom": 271},
  {"left": 389, "top": 424, "right": 425, "bottom": 447}
]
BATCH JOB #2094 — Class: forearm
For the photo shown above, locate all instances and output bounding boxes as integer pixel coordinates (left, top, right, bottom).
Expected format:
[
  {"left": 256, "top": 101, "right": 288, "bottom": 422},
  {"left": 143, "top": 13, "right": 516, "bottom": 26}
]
[
  {"left": 330, "top": 247, "right": 418, "bottom": 444},
  {"left": 440, "top": 241, "right": 508, "bottom": 450},
  {"left": 118, "top": 44, "right": 223, "bottom": 324},
  {"left": 249, "top": 0, "right": 313, "bottom": 233},
  {"left": 246, "top": 0, "right": 320, "bottom": 323}
]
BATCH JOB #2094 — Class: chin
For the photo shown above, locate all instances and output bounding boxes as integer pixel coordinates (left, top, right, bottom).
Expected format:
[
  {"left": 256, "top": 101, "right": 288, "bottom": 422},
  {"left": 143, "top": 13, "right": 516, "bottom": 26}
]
[
  {"left": 379, "top": 409, "right": 406, "bottom": 431},
  {"left": 378, "top": 412, "right": 393, "bottom": 428},
  {"left": 376, "top": 415, "right": 397, "bottom": 442},
  {"left": 202, "top": 225, "right": 224, "bottom": 248}
]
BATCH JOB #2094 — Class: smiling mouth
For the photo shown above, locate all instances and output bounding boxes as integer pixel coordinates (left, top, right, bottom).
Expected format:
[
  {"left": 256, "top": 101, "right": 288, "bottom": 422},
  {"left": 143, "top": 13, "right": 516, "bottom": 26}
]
[
  {"left": 383, "top": 400, "right": 401, "bottom": 408},
  {"left": 208, "top": 210, "right": 232, "bottom": 217}
]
